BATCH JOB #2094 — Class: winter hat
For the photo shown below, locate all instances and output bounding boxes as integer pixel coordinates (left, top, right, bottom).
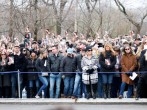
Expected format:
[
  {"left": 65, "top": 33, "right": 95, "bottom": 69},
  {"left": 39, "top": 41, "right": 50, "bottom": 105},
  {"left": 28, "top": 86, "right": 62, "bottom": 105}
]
[
  {"left": 85, "top": 46, "right": 92, "bottom": 52},
  {"left": 30, "top": 50, "right": 37, "bottom": 55},
  {"left": 67, "top": 48, "right": 73, "bottom": 54}
]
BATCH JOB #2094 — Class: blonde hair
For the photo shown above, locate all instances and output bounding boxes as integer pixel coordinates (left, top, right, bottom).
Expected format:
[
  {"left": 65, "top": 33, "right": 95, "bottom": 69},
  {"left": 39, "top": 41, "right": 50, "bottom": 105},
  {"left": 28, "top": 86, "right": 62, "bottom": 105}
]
[
  {"left": 102, "top": 43, "right": 115, "bottom": 57},
  {"left": 39, "top": 48, "right": 47, "bottom": 59},
  {"left": 135, "top": 39, "right": 147, "bottom": 58}
]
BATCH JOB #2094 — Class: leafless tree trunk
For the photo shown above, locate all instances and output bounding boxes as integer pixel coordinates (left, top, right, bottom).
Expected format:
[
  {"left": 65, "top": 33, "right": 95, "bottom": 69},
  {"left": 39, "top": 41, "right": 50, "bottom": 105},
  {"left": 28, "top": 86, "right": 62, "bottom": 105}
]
[
  {"left": 114, "top": 0, "right": 147, "bottom": 35},
  {"left": 85, "top": 0, "right": 98, "bottom": 38},
  {"left": 43, "top": 0, "right": 68, "bottom": 35},
  {"left": 9, "top": 0, "right": 14, "bottom": 39},
  {"left": 33, "top": 0, "right": 38, "bottom": 40}
]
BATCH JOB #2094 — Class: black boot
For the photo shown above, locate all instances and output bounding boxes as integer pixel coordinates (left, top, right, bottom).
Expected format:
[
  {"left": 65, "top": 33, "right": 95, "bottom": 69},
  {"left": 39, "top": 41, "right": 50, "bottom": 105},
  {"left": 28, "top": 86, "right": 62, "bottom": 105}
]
[
  {"left": 86, "top": 93, "right": 91, "bottom": 99},
  {"left": 92, "top": 84, "right": 97, "bottom": 99},
  {"left": 29, "top": 87, "right": 33, "bottom": 98},
  {"left": 107, "top": 84, "right": 111, "bottom": 99},
  {"left": 103, "top": 84, "right": 107, "bottom": 99},
  {"left": 92, "top": 93, "right": 96, "bottom": 99}
]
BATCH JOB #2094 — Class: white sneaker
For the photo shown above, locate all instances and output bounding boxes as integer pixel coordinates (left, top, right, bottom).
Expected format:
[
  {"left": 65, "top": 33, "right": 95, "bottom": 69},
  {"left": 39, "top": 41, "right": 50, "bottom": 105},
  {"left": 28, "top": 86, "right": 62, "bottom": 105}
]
[{"left": 35, "top": 95, "right": 40, "bottom": 98}]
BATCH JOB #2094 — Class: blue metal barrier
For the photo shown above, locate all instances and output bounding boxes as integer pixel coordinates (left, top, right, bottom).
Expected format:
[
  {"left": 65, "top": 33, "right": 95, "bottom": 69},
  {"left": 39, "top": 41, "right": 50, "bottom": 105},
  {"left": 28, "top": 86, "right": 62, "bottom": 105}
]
[
  {"left": 0, "top": 71, "right": 146, "bottom": 99},
  {"left": 0, "top": 71, "right": 146, "bottom": 74}
]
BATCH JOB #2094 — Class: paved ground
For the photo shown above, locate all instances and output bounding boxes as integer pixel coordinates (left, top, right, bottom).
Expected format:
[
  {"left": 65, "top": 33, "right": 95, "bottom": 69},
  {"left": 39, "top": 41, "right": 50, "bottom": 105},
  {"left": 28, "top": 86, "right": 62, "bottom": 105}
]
[
  {"left": 0, "top": 104, "right": 147, "bottom": 110},
  {"left": 0, "top": 98, "right": 147, "bottom": 104},
  {"left": 0, "top": 98, "right": 147, "bottom": 110}
]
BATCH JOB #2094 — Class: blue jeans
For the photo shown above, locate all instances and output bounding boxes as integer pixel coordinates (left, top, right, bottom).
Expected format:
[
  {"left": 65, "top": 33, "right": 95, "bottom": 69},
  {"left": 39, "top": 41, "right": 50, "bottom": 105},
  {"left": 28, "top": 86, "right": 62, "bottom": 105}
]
[
  {"left": 29, "top": 79, "right": 40, "bottom": 88},
  {"left": 64, "top": 76, "right": 75, "bottom": 97},
  {"left": 97, "top": 74, "right": 103, "bottom": 98},
  {"left": 72, "top": 73, "right": 82, "bottom": 98},
  {"left": 119, "top": 82, "right": 133, "bottom": 98},
  {"left": 102, "top": 73, "right": 113, "bottom": 84},
  {"left": 37, "top": 76, "right": 49, "bottom": 97},
  {"left": 50, "top": 73, "right": 61, "bottom": 98},
  {"left": 11, "top": 73, "right": 23, "bottom": 98}
]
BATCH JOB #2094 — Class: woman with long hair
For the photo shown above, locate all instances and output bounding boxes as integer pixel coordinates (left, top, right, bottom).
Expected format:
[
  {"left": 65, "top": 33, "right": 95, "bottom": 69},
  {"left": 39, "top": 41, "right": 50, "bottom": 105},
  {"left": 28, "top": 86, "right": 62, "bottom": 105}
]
[
  {"left": 119, "top": 45, "right": 137, "bottom": 99},
  {"left": 99, "top": 43, "right": 116, "bottom": 99},
  {"left": 0, "top": 51, "right": 11, "bottom": 98},
  {"left": 26, "top": 50, "right": 39, "bottom": 98},
  {"left": 35, "top": 49, "right": 50, "bottom": 98}
]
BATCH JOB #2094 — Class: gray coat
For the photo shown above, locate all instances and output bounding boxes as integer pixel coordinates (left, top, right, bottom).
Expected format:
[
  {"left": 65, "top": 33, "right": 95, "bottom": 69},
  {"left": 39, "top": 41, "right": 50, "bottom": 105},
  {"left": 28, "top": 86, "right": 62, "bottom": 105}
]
[{"left": 81, "top": 55, "right": 98, "bottom": 85}]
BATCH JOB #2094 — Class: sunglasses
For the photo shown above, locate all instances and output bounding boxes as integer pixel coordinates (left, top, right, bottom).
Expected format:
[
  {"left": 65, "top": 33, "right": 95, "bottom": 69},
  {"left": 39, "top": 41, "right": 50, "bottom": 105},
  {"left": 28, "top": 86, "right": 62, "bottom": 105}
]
[
  {"left": 88, "top": 49, "right": 92, "bottom": 51},
  {"left": 125, "top": 48, "right": 130, "bottom": 50}
]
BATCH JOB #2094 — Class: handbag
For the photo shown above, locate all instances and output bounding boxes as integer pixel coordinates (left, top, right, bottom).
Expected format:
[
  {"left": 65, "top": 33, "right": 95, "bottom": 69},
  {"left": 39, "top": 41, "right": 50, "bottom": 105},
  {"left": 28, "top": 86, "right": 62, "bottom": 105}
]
[
  {"left": 42, "top": 72, "right": 48, "bottom": 76},
  {"left": 82, "top": 72, "right": 98, "bottom": 85},
  {"left": 90, "top": 73, "right": 98, "bottom": 84}
]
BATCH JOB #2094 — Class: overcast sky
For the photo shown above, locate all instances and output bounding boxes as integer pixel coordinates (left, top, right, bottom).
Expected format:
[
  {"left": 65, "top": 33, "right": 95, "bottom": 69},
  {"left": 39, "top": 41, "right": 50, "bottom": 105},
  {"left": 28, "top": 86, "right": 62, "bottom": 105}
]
[{"left": 112, "top": 0, "right": 147, "bottom": 9}]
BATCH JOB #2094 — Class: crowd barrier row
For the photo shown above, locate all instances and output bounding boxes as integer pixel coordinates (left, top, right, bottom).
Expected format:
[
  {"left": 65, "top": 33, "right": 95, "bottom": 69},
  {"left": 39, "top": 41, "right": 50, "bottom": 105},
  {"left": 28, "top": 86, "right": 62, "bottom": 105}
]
[
  {"left": 0, "top": 71, "right": 147, "bottom": 74},
  {"left": 0, "top": 71, "right": 146, "bottom": 98}
]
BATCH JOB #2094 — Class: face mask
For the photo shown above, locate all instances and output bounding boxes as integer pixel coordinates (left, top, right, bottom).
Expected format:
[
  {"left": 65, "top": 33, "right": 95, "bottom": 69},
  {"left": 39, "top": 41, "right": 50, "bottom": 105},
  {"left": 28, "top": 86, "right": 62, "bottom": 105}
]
[{"left": 144, "top": 45, "right": 147, "bottom": 49}]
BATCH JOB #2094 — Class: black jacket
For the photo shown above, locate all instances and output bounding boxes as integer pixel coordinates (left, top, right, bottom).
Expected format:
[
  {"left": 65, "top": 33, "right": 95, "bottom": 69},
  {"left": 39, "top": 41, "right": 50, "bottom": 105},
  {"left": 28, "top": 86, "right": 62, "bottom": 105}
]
[
  {"left": 72, "top": 54, "right": 83, "bottom": 72},
  {"left": 99, "top": 51, "right": 116, "bottom": 72},
  {"left": 14, "top": 53, "right": 26, "bottom": 72},
  {"left": 60, "top": 56, "right": 75, "bottom": 77},
  {"left": 35, "top": 57, "right": 50, "bottom": 75},
  {"left": 137, "top": 73, "right": 147, "bottom": 98},
  {"left": 48, "top": 53, "right": 63, "bottom": 73},
  {"left": 139, "top": 49, "right": 147, "bottom": 71},
  {"left": 26, "top": 58, "right": 38, "bottom": 80},
  {"left": 0, "top": 59, "right": 11, "bottom": 87},
  {"left": 7, "top": 54, "right": 15, "bottom": 71}
]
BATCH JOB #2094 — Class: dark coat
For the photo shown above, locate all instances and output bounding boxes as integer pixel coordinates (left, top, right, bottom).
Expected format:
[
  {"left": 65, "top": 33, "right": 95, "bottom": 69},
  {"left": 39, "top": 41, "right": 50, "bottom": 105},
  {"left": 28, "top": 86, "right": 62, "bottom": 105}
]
[
  {"left": 7, "top": 54, "right": 15, "bottom": 71},
  {"left": 137, "top": 73, "right": 147, "bottom": 98},
  {"left": 0, "top": 59, "right": 11, "bottom": 87},
  {"left": 35, "top": 57, "right": 50, "bottom": 75},
  {"left": 137, "top": 49, "right": 147, "bottom": 98},
  {"left": 60, "top": 56, "right": 75, "bottom": 77},
  {"left": 99, "top": 51, "right": 116, "bottom": 72},
  {"left": 72, "top": 54, "right": 83, "bottom": 72},
  {"left": 26, "top": 58, "right": 38, "bottom": 80},
  {"left": 139, "top": 49, "right": 147, "bottom": 71},
  {"left": 14, "top": 53, "right": 26, "bottom": 72},
  {"left": 48, "top": 53, "right": 63, "bottom": 74}
]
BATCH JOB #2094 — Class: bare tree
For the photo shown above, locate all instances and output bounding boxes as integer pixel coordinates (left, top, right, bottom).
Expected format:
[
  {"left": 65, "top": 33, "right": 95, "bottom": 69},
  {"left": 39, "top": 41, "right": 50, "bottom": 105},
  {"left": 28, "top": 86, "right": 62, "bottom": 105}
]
[
  {"left": 85, "top": 0, "right": 98, "bottom": 38},
  {"left": 43, "top": 0, "right": 72, "bottom": 35},
  {"left": 114, "top": 0, "right": 147, "bottom": 34},
  {"left": 33, "top": 0, "right": 38, "bottom": 40},
  {"left": 9, "top": 0, "right": 14, "bottom": 39}
]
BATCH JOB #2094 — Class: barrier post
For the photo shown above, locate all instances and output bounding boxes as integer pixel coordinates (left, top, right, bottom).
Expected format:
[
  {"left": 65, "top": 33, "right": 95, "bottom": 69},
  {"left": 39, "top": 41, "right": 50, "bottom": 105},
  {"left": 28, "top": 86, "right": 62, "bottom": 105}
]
[{"left": 17, "top": 70, "right": 21, "bottom": 98}]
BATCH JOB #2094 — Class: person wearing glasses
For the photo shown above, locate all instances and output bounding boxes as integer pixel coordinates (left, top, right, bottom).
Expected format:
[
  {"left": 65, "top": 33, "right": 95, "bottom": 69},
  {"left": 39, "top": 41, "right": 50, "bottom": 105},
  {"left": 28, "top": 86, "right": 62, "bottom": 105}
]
[
  {"left": 118, "top": 46, "right": 137, "bottom": 99},
  {"left": 99, "top": 43, "right": 116, "bottom": 99},
  {"left": 81, "top": 46, "right": 98, "bottom": 99}
]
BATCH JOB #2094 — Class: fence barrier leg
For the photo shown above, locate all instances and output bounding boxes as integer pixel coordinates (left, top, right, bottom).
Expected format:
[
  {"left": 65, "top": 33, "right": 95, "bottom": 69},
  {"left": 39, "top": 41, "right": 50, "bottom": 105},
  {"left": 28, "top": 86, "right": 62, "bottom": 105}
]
[{"left": 17, "top": 70, "right": 21, "bottom": 99}]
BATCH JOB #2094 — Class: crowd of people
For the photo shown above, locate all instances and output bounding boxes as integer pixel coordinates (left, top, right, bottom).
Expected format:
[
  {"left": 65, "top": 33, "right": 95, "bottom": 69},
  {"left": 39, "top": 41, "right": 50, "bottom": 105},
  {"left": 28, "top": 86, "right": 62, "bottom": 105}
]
[{"left": 0, "top": 28, "right": 147, "bottom": 99}]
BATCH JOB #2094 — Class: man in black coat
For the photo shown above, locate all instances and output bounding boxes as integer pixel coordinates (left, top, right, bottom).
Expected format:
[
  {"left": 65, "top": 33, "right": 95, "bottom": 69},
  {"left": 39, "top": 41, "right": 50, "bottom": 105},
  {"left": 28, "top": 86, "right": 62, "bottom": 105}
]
[
  {"left": 11, "top": 45, "right": 26, "bottom": 98},
  {"left": 137, "top": 49, "right": 147, "bottom": 98}
]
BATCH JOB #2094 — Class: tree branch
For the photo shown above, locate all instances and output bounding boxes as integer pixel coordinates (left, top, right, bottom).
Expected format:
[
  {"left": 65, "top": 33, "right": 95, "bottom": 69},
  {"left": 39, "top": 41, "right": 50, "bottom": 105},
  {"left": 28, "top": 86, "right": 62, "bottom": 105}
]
[
  {"left": 42, "top": 0, "right": 53, "bottom": 6},
  {"left": 114, "top": 0, "right": 140, "bottom": 27}
]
